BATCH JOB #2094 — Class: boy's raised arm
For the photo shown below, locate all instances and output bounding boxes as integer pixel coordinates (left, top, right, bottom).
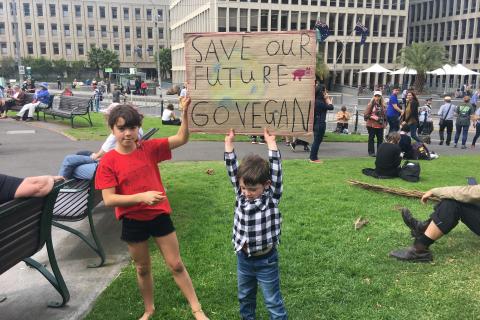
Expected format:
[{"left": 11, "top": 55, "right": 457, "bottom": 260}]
[
  {"left": 263, "top": 128, "right": 283, "bottom": 200},
  {"left": 224, "top": 129, "right": 240, "bottom": 194},
  {"left": 168, "top": 97, "right": 191, "bottom": 150}
]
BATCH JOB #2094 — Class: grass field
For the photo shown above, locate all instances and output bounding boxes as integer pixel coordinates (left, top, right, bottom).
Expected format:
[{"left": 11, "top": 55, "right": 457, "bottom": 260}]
[{"left": 85, "top": 154, "right": 480, "bottom": 320}]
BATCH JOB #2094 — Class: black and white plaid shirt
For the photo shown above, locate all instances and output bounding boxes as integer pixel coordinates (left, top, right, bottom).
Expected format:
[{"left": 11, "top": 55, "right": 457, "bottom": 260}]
[{"left": 225, "top": 149, "right": 283, "bottom": 256}]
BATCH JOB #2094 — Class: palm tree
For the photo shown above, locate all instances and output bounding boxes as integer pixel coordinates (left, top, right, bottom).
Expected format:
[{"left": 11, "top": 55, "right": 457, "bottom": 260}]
[
  {"left": 87, "top": 47, "right": 120, "bottom": 78},
  {"left": 156, "top": 48, "right": 172, "bottom": 80},
  {"left": 315, "top": 51, "right": 330, "bottom": 84},
  {"left": 397, "top": 42, "right": 449, "bottom": 93}
]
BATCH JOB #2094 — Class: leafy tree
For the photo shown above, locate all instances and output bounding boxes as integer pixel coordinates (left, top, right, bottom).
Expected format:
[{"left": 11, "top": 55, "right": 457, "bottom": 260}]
[
  {"left": 315, "top": 51, "right": 330, "bottom": 83},
  {"left": 156, "top": 48, "right": 172, "bottom": 80},
  {"left": 0, "top": 57, "right": 17, "bottom": 78},
  {"left": 397, "top": 42, "right": 449, "bottom": 93},
  {"left": 87, "top": 47, "right": 120, "bottom": 78},
  {"left": 52, "top": 59, "right": 68, "bottom": 76},
  {"left": 68, "top": 61, "right": 87, "bottom": 80}
]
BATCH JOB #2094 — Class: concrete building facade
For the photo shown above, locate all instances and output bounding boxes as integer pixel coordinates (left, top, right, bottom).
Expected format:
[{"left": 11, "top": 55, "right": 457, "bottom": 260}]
[
  {"left": 408, "top": 0, "right": 480, "bottom": 90},
  {"left": 0, "top": 0, "right": 170, "bottom": 75},
  {"left": 170, "top": 0, "right": 409, "bottom": 87}
]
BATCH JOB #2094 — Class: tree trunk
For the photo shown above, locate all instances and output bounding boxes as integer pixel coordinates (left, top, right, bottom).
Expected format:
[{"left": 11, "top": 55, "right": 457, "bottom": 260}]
[{"left": 414, "top": 73, "right": 426, "bottom": 93}]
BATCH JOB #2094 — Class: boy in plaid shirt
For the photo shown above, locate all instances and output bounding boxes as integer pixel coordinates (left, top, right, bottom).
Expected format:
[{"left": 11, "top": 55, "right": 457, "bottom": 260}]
[{"left": 224, "top": 128, "right": 287, "bottom": 320}]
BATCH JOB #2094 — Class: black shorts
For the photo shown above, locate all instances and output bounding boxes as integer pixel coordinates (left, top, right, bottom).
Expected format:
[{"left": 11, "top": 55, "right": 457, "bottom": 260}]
[{"left": 121, "top": 214, "right": 175, "bottom": 243}]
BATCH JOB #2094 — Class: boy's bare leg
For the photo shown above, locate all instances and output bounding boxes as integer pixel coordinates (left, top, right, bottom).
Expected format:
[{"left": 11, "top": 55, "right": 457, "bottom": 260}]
[
  {"left": 127, "top": 241, "right": 155, "bottom": 320},
  {"left": 154, "top": 232, "right": 209, "bottom": 320}
]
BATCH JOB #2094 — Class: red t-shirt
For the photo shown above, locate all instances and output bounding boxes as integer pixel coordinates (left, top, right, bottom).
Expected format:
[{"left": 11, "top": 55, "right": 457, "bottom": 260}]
[{"left": 95, "top": 138, "right": 172, "bottom": 221}]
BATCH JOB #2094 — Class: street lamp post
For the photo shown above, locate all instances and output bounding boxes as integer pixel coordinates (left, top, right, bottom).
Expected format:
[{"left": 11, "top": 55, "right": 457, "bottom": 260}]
[
  {"left": 155, "top": 15, "right": 162, "bottom": 96},
  {"left": 11, "top": 0, "right": 23, "bottom": 83}
]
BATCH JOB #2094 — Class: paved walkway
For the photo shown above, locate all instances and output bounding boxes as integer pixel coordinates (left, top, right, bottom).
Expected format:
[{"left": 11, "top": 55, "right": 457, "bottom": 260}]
[{"left": 0, "top": 119, "right": 479, "bottom": 320}]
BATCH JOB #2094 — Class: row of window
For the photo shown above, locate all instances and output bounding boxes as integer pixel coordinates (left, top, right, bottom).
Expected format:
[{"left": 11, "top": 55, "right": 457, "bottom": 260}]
[
  {"left": 410, "top": 0, "right": 479, "bottom": 23},
  {"left": 0, "top": 41, "right": 164, "bottom": 57},
  {"left": 408, "top": 18, "right": 480, "bottom": 43},
  {"left": 219, "top": 0, "right": 406, "bottom": 10},
  {"left": 0, "top": 22, "right": 164, "bottom": 40},
  {"left": 0, "top": 2, "right": 163, "bottom": 21},
  {"left": 217, "top": 8, "right": 406, "bottom": 38}
]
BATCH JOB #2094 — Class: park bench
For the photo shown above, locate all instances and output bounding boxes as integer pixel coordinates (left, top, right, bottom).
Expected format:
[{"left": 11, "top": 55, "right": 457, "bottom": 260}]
[
  {"left": 0, "top": 183, "right": 70, "bottom": 307},
  {"left": 9, "top": 93, "right": 55, "bottom": 121},
  {"left": 43, "top": 96, "right": 93, "bottom": 128},
  {"left": 51, "top": 127, "right": 159, "bottom": 268}
]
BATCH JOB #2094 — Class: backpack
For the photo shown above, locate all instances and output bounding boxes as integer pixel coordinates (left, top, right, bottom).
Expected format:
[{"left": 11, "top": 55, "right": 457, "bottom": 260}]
[
  {"left": 399, "top": 161, "right": 421, "bottom": 182},
  {"left": 413, "top": 142, "right": 431, "bottom": 160}
]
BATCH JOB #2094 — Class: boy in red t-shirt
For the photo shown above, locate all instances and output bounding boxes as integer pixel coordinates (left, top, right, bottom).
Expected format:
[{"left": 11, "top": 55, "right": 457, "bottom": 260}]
[{"left": 95, "top": 101, "right": 209, "bottom": 320}]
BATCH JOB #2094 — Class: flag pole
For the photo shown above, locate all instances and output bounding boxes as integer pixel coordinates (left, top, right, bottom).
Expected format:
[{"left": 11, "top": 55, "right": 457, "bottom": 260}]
[{"left": 332, "top": 29, "right": 355, "bottom": 87}]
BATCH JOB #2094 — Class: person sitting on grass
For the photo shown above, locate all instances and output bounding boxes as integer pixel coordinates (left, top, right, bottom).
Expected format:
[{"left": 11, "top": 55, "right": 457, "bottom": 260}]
[
  {"left": 161, "top": 103, "right": 181, "bottom": 126},
  {"left": 335, "top": 105, "right": 351, "bottom": 133},
  {"left": 95, "top": 102, "right": 209, "bottom": 320},
  {"left": 224, "top": 127, "right": 288, "bottom": 320},
  {"left": 390, "top": 183, "right": 480, "bottom": 262},
  {"left": 362, "top": 132, "right": 402, "bottom": 179}
]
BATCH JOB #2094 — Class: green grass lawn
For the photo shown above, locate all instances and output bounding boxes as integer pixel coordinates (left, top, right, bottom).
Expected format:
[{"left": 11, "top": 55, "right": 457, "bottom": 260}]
[
  {"left": 85, "top": 154, "right": 480, "bottom": 320},
  {"left": 14, "top": 111, "right": 367, "bottom": 143}
]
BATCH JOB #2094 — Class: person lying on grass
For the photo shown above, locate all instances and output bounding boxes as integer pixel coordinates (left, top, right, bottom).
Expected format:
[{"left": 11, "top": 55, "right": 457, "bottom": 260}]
[
  {"left": 390, "top": 183, "right": 480, "bottom": 263},
  {"left": 224, "top": 128, "right": 288, "bottom": 320},
  {"left": 95, "top": 102, "right": 209, "bottom": 320}
]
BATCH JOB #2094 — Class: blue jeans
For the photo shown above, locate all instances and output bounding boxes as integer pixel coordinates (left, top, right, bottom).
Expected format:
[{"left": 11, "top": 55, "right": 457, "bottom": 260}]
[
  {"left": 309, "top": 121, "right": 326, "bottom": 161},
  {"left": 58, "top": 155, "right": 97, "bottom": 180},
  {"left": 408, "top": 124, "right": 421, "bottom": 143},
  {"left": 472, "top": 125, "right": 480, "bottom": 146},
  {"left": 454, "top": 124, "right": 469, "bottom": 146},
  {"left": 387, "top": 115, "right": 400, "bottom": 133},
  {"left": 237, "top": 248, "right": 287, "bottom": 320}
]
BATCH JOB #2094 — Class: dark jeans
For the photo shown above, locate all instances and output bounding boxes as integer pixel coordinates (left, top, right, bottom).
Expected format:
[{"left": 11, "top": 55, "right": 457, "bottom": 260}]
[
  {"left": 367, "top": 126, "right": 384, "bottom": 155},
  {"left": 472, "top": 125, "right": 480, "bottom": 146},
  {"left": 309, "top": 121, "right": 326, "bottom": 161},
  {"left": 454, "top": 124, "right": 469, "bottom": 146},
  {"left": 387, "top": 116, "right": 400, "bottom": 133},
  {"left": 439, "top": 120, "right": 453, "bottom": 145},
  {"left": 431, "top": 200, "right": 480, "bottom": 236},
  {"left": 408, "top": 123, "right": 421, "bottom": 143}
]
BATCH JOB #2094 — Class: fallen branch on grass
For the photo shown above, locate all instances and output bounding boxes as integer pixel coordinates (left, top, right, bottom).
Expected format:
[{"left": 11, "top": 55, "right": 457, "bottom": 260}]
[{"left": 347, "top": 179, "right": 441, "bottom": 202}]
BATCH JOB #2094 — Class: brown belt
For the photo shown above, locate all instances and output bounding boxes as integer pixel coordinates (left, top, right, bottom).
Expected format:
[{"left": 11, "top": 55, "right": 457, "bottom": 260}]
[{"left": 242, "top": 245, "right": 273, "bottom": 257}]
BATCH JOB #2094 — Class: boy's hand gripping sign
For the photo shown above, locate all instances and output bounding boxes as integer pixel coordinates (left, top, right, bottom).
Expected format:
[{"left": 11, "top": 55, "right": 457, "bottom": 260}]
[{"left": 184, "top": 31, "right": 316, "bottom": 134}]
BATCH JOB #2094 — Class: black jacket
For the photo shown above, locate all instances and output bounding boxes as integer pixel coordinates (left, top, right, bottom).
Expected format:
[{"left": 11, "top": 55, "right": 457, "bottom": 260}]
[{"left": 314, "top": 90, "right": 334, "bottom": 123}]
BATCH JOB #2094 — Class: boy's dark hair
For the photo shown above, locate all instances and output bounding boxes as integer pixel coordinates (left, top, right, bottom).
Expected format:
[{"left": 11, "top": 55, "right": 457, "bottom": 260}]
[
  {"left": 167, "top": 103, "right": 174, "bottom": 111},
  {"left": 237, "top": 154, "right": 270, "bottom": 185},
  {"left": 108, "top": 104, "right": 143, "bottom": 129}
]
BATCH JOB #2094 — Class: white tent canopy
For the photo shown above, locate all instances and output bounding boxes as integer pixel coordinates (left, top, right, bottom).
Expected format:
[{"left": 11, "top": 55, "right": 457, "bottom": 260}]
[
  {"left": 428, "top": 64, "right": 455, "bottom": 75},
  {"left": 451, "top": 64, "right": 480, "bottom": 76},
  {"left": 359, "top": 63, "right": 392, "bottom": 73},
  {"left": 390, "top": 67, "right": 417, "bottom": 75}
]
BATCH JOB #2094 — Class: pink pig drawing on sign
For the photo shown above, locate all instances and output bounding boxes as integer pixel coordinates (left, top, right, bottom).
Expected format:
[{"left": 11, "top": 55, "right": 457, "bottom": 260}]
[{"left": 292, "top": 67, "right": 311, "bottom": 81}]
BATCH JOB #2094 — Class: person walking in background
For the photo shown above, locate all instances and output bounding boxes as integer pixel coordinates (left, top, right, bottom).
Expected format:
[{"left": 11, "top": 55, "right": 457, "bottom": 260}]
[
  {"left": 57, "top": 75, "right": 62, "bottom": 90},
  {"left": 438, "top": 96, "right": 456, "bottom": 146},
  {"left": 141, "top": 81, "right": 148, "bottom": 96},
  {"left": 386, "top": 86, "right": 402, "bottom": 133},
  {"left": 453, "top": 96, "right": 474, "bottom": 149},
  {"left": 92, "top": 83, "right": 102, "bottom": 112},
  {"left": 418, "top": 98, "right": 433, "bottom": 135},
  {"left": 364, "top": 91, "right": 387, "bottom": 157},
  {"left": 471, "top": 106, "right": 480, "bottom": 148},
  {"left": 309, "top": 82, "right": 334, "bottom": 163},
  {"left": 401, "top": 91, "right": 421, "bottom": 143}
]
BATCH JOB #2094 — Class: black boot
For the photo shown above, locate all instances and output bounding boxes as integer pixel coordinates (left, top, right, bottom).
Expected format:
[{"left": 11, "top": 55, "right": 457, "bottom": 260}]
[
  {"left": 401, "top": 208, "right": 431, "bottom": 238},
  {"left": 389, "top": 246, "right": 433, "bottom": 262}
]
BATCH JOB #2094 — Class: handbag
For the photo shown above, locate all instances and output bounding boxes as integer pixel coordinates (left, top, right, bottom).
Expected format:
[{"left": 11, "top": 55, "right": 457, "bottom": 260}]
[{"left": 399, "top": 161, "right": 421, "bottom": 182}]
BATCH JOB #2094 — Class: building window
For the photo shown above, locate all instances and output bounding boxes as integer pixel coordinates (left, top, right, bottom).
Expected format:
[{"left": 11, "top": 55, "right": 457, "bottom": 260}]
[
  {"left": 75, "top": 5, "right": 81, "bottom": 17},
  {"left": 66, "top": 43, "right": 72, "bottom": 56},
  {"left": 114, "top": 44, "right": 119, "bottom": 53},
  {"left": 125, "top": 26, "right": 130, "bottom": 38},
  {"left": 78, "top": 43, "right": 84, "bottom": 55},
  {"left": 113, "top": 26, "right": 119, "bottom": 38},
  {"left": 158, "top": 28, "right": 164, "bottom": 39},
  {"left": 157, "top": 9, "right": 163, "bottom": 21},
  {"left": 40, "top": 42, "right": 46, "bottom": 54},
  {"left": 123, "top": 8, "right": 129, "bottom": 20},
  {"left": 147, "top": 28, "right": 153, "bottom": 39},
  {"left": 38, "top": 23, "right": 45, "bottom": 36},
  {"left": 36, "top": 4, "right": 43, "bottom": 16},
  {"left": 102, "top": 44, "right": 108, "bottom": 50},
  {"left": 23, "top": 3, "right": 30, "bottom": 16},
  {"left": 87, "top": 6, "right": 93, "bottom": 18},
  {"left": 135, "top": 8, "right": 141, "bottom": 20},
  {"left": 126, "top": 44, "right": 131, "bottom": 56},
  {"left": 218, "top": 8, "right": 226, "bottom": 32},
  {"left": 0, "top": 23, "right": 4, "bottom": 35},
  {"left": 62, "top": 5, "right": 68, "bottom": 17},
  {"left": 261, "top": 9, "right": 268, "bottom": 31},
  {"left": 250, "top": 9, "right": 258, "bottom": 32},
  {"left": 51, "top": 23, "right": 58, "bottom": 36},
  {"left": 64, "top": 24, "right": 70, "bottom": 36},
  {"left": 89, "top": 25, "right": 94, "bottom": 37},
  {"left": 101, "top": 25, "right": 107, "bottom": 37},
  {"left": 76, "top": 25, "right": 82, "bottom": 36},
  {"left": 148, "top": 45, "right": 153, "bottom": 56},
  {"left": 100, "top": 6, "right": 105, "bottom": 18},
  {"left": 112, "top": 7, "right": 117, "bottom": 19},
  {"left": 49, "top": 4, "right": 55, "bottom": 16},
  {"left": 146, "top": 9, "right": 152, "bottom": 21},
  {"left": 0, "top": 42, "right": 7, "bottom": 55},
  {"left": 0, "top": 3, "right": 3, "bottom": 15},
  {"left": 53, "top": 42, "right": 59, "bottom": 54},
  {"left": 25, "top": 23, "right": 32, "bottom": 36},
  {"left": 27, "top": 42, "right": 33, "bottom": 54},
  {"left": 136, "top": 27, "right": 142, "bottom": 38}
]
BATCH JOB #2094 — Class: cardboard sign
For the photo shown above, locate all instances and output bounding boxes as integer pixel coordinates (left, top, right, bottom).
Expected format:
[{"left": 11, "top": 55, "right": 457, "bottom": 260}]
[{"left": 184, "top": 31, "right": 316, "bottom": 134}]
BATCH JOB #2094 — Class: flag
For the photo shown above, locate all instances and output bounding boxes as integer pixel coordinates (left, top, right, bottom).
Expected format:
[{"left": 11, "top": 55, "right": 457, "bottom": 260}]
[
  {"left": 314, "top": 20, "right": 330, "bottom": 43},
  {"left": 354, "top": 21, "right": 369, "bottom": 45}
]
